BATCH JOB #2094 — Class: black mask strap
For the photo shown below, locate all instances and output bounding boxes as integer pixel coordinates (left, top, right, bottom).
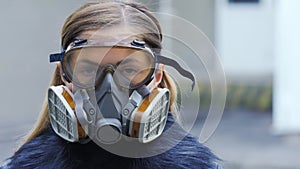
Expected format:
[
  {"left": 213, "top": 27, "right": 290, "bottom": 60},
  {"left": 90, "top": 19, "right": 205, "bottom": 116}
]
[{"left": 156, "top": 54, "right": 195, "bottom": 90}]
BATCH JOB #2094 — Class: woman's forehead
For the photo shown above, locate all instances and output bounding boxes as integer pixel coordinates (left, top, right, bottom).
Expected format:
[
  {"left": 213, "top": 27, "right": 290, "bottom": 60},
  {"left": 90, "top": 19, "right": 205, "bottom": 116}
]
[
  {"left": 71, "top": 47, "right": 152, "bottom": 66},
  {"left": 79, "top": 27, "right": 138, "bottom": 41}
]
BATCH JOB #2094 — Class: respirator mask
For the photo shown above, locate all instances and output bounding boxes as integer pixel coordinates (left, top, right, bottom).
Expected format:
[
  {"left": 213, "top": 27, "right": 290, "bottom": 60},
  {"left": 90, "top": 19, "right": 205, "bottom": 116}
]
[{"left": 48, "top": 37, "right": 195, "bottom": 145}]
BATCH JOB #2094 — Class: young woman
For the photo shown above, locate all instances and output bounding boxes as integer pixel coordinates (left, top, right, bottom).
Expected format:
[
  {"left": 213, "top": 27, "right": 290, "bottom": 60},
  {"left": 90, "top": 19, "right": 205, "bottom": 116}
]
[{"left": 2, "top": 1, "right": 222, "bottom": 168}]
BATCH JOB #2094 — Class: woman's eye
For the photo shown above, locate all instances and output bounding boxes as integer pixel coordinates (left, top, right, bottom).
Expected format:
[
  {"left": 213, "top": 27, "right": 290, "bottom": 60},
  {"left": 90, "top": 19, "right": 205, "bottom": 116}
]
[
  {"left": 80, "top": 68, "right": 96, "bottom": 76},
  {"left": 122, "top": 67, "right": 138, "bottom": 76}
]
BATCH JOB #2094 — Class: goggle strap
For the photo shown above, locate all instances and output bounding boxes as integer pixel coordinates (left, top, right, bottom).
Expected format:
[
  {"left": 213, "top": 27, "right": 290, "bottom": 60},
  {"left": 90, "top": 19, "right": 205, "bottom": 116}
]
[
  {"left": 157, "top": 54, "right": 195, "bottom": 90},
  {"left": 49, "top": 52, "right": 64, "bottom": 62}
]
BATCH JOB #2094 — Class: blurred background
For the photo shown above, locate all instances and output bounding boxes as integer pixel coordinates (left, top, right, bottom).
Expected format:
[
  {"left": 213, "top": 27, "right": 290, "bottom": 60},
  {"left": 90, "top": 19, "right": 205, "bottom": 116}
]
[{"left": 0, "top": 0, "right": 299, "bottom": 169}]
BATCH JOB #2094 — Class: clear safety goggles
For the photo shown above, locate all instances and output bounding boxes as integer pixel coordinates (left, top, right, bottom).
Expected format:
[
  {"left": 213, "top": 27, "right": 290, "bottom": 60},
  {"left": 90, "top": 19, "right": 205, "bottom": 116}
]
[{"left": 50, "top": 38, "right": 195, "bottom": 89}]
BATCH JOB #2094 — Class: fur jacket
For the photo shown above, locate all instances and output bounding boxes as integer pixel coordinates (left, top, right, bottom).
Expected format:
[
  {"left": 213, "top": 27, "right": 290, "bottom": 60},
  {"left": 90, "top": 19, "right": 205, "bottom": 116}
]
[{"left": 1, "top": 115, "right": 222, "bottom": 169}]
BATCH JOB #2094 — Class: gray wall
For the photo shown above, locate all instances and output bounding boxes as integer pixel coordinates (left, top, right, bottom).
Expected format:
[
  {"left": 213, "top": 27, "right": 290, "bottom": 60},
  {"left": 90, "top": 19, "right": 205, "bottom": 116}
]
[{"left": 172, "top": 0, "right": 215, "bottom": 42}]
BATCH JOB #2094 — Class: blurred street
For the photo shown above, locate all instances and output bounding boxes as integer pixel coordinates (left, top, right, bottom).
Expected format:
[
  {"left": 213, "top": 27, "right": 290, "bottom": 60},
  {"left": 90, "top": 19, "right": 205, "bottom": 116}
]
[{"left": 205, "top": 110, "right": 300, "bottom": 169}]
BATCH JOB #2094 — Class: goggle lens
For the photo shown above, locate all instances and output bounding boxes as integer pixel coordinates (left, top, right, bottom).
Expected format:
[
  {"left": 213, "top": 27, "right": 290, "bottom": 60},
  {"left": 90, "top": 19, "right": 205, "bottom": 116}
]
[{"left": 62, "top": 46, "right": 155, "bottom": 89}]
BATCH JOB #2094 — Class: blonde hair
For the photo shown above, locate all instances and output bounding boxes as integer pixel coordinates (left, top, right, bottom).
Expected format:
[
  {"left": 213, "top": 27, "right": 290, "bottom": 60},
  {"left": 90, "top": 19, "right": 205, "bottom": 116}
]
[{"left": 22, "top": 0, "right": 178, "bottom": 145}]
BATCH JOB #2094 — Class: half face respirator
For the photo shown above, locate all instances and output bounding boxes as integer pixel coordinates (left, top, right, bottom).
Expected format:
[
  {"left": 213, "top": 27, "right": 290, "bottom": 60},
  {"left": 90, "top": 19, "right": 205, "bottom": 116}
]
[{"left": 48, "top": 37, "right": 194, "bottom": 144}]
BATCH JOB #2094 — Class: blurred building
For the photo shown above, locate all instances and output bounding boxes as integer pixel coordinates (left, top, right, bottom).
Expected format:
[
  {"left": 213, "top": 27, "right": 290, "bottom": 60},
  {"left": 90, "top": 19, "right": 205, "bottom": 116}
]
[{"left": 155, "top": 0, "right": 300, "bottom": 134}]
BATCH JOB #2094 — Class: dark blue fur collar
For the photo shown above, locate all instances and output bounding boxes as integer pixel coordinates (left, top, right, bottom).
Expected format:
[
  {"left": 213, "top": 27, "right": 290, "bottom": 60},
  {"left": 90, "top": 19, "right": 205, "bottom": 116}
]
[{"left": 2, "top": 115, "right": 221, "bottom": 169}]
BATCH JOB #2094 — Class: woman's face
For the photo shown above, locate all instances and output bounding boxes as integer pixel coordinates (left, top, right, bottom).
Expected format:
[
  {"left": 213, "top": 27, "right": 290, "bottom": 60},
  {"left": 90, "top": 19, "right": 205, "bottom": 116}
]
[{"left": 59, "top": 30, "right": 164, "bottom": 91}]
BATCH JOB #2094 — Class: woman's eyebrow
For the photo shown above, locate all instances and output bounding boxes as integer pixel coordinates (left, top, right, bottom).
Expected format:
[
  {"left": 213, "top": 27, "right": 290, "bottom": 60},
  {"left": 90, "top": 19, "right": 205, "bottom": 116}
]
[{"left": 77, "top": 59, "right": 99, "bottom": 67}]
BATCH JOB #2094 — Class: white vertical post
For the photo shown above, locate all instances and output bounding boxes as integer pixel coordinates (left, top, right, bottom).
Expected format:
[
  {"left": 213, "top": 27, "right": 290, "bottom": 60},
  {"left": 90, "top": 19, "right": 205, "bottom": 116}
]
[{"left": 273, "top": 0, "right": 300, "bottom": 133}]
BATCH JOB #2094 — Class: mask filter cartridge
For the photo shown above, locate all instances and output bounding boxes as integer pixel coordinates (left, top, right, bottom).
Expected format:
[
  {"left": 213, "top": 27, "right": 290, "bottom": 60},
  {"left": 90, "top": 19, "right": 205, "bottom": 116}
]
[
  {"left": 129, "top": 88, "right": 170, "bottom": 143},
  {"left": 48, "top": 85, "right": 85, "bottom": 142}
]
